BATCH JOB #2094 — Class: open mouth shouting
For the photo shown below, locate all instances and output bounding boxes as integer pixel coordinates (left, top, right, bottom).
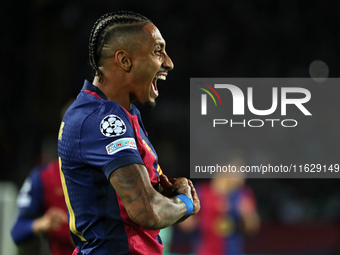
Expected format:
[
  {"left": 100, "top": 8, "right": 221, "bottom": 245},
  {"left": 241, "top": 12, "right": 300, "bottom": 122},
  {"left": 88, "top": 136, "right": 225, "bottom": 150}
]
[{"left": 152, "top": 73, "right": 167, "bottom": 97}]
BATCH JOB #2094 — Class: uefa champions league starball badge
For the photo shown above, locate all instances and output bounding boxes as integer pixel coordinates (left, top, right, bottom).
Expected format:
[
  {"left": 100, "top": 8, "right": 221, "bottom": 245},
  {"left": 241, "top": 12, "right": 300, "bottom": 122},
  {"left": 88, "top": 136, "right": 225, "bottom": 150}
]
[{"left": 100, "top": 115, "right": 127, "bottom": 137}]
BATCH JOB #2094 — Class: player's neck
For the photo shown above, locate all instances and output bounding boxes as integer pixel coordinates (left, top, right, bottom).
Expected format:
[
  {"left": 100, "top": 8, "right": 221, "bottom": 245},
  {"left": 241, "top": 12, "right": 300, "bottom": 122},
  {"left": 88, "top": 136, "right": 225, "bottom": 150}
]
[{"left": 93, "top": 76, "right": 132, "bottom": 111}]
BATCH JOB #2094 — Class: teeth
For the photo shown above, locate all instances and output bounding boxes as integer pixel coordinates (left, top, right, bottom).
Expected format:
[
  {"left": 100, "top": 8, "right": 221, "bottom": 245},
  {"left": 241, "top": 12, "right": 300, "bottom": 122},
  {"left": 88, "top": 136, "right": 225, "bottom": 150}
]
[{"left": 155, "top": 75, "right": 166, "bottom": 80}]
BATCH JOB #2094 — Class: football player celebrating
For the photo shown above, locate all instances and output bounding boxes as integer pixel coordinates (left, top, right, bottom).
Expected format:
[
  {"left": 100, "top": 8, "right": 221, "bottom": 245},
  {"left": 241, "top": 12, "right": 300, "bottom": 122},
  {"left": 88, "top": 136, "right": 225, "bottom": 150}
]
[{"left": 58, "top": 11, "right": 200, "bottom": 255}]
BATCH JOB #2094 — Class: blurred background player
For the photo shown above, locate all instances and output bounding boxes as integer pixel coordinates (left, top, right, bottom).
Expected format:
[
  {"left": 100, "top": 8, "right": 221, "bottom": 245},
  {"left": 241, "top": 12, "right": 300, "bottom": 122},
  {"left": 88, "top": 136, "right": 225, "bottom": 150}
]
[
  {"left": 172, "top": 158, "right": 260, "bottom": 255},
  {"left": 196, "top": 175, "right": 260, "bottom": 255},
  {"left": 11, "top": 101, "right": 75, "bottom": 255},
  {"left": 11, "top": 159, "right": 75, "bottom": 255}
]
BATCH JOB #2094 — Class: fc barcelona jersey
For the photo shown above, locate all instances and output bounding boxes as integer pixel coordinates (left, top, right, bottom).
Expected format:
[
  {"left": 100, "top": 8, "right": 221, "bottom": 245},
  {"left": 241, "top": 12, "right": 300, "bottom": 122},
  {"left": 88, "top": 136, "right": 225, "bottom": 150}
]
[{"left": 58, "top": 80, "right": 163, "bottom": 254}]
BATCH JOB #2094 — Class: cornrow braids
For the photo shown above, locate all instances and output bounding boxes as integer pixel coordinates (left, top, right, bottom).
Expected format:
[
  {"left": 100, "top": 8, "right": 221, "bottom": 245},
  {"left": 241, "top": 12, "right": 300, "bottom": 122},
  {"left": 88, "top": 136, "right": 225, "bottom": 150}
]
[{"left": 89, "top": 11, "right": 151, "bottom": 82}]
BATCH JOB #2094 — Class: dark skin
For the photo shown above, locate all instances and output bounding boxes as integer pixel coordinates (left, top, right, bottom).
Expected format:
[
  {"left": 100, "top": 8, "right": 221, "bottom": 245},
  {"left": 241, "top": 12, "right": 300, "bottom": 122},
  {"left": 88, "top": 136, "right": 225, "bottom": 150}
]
[
  {"left": 97, "top": 23, "right": 200, "bottom": 229},
  {"left": 110, "top": 164, "right": 200, "bottom": 229}
]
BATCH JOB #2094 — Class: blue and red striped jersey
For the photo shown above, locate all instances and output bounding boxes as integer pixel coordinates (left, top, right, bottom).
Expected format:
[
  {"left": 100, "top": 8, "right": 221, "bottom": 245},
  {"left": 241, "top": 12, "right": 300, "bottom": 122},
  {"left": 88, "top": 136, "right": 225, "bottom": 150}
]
[{"left": 58, "top": 80, "right": 163, "bottom": 254}]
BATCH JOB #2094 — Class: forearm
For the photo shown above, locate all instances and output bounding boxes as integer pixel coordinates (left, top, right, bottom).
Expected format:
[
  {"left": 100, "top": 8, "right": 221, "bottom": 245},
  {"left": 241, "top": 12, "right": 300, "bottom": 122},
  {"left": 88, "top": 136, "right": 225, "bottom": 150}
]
[
  {"left": 110, "top": 164, "right": 192, "bottom": 230},
  {"left": 135, "top": 193, "right": 188, "bottom": 229}
]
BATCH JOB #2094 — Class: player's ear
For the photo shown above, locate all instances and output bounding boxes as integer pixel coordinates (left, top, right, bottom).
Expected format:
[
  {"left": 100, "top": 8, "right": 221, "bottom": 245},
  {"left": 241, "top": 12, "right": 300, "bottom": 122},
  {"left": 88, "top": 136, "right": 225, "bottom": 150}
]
[{"left": 115, "top": 50, "right": 132, "bottom": 72}]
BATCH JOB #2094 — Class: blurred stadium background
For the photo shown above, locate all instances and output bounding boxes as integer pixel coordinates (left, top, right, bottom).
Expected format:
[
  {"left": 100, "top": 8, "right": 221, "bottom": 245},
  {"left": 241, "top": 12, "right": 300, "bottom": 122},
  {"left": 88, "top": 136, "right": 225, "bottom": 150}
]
[{"left": 1, "top": 0, "right": 340, "bottom": 254}]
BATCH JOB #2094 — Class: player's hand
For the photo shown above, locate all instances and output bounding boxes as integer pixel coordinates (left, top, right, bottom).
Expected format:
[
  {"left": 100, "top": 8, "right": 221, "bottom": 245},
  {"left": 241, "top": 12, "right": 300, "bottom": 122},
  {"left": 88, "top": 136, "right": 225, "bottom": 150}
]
[
  {"left": 160, "top": 175, "right": 200, "bottom": 216},
  {"left": 33, "top": 207, "right": 68, "bottom": 233},
  {"left": 188, "top": 179, "right": 200, "bottom": 215},
  {"left": 159, "top": 174, "right": 174, "bottom": 197},
  {"left": 160, "top": 175, "right": 192, "bottom": 199}
]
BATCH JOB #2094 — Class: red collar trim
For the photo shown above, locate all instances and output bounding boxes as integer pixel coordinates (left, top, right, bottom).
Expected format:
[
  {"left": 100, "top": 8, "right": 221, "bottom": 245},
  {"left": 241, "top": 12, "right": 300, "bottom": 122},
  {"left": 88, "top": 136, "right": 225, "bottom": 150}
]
[{"left": 84, "top": 90, "right": 104, "bottom": 100}]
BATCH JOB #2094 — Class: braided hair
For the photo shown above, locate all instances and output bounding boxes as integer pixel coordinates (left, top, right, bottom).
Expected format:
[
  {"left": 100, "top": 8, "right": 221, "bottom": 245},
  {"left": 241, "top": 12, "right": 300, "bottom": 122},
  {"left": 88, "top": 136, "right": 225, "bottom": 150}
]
[{"left": 89, "top": 11, "right": 151, "bottom": 82}]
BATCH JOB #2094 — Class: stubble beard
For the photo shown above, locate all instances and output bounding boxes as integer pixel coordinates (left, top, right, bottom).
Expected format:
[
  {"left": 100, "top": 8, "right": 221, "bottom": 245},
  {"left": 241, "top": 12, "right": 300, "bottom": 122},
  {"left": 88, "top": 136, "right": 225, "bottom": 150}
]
[{"left": 145, "top": 100, "right": 156, "bottom": 109}]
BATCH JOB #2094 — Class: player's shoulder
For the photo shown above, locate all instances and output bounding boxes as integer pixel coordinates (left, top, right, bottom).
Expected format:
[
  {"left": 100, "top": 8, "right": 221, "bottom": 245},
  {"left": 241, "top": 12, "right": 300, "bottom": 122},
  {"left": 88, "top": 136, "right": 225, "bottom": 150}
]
[
  {"left": 90, "top": 100, "right": 131, "bottom": 133},
  {"left": 73, "top": 97, "right": 132, "bottom": 140},
  {"left": 16, "top": 165, "right": 45, "bottom": 208},
  {"left": 63, "top": 94, "right": 128, "bottom": 131},
  {"left": 30, "top": 164, "right": 48, "bottom": 178},
  {"left": 27, "top": 163, "right": 54, "bottom": 184},
  {"left": 98, "top": 100, "right": 129, "bottom": 118},
  {"left": 40, "top": 160, "right": 60, "bottom": 177}
]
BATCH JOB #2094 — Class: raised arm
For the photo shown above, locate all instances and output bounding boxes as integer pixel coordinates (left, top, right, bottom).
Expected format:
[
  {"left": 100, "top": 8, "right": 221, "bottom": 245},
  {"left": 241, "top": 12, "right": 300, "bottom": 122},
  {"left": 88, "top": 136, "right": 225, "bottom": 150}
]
[{"left": 109, "top": 163, "right": 199, "bottom": 230}]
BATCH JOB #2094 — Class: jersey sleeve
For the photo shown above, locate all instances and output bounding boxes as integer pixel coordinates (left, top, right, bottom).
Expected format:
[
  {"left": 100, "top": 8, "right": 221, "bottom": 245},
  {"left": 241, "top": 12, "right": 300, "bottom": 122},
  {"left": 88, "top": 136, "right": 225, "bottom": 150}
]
[
  {"left": 80, "top": 102, "right": 144, "bottom": 179},
  {"left": 11, "top": 169, "right": 44, "bottom": 244}
]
